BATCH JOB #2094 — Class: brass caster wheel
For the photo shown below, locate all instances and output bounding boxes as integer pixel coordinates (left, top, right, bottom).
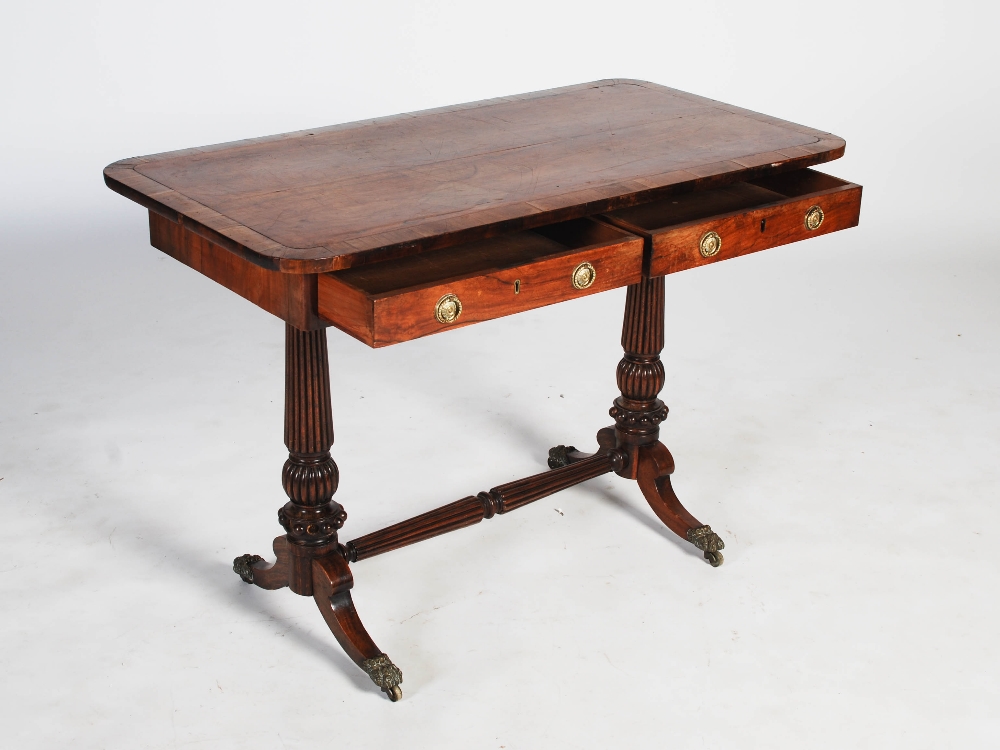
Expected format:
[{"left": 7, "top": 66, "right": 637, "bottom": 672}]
[
  {"left": 687, "top": 526, "right": 724, "bottom": 567},
  {"left": 704, "top": 550, "right": 723, "bottom": 567},
  {"left": 363, "top": 654, "right": 403, "bottom": 701}
]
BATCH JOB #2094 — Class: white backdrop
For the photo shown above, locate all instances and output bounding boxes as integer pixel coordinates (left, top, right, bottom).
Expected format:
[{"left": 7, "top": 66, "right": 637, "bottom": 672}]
[{"left": 2, "top": 2, "right": 999, "bottom": 748}]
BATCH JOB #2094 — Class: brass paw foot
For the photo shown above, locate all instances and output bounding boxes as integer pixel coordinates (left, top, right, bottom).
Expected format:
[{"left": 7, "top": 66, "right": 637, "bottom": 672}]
[
  {"left": 233, "top": 554, "right": 265, "bottom": 583},
  {"left": 547, "top": 445, "right": 577, "bottom": 469},
  {"left": 362, "top": 654, "right": 404, "bottom": 701},
  {"left": 686, "top": 525, "right": 725, "bottom": 567}
]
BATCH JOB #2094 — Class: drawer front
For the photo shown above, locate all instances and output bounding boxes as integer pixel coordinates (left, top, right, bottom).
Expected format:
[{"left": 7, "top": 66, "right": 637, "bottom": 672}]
[
  {"left": 319, "top": 237, "right": 642, "bottom": 347},
  {"left": 647, "top": 183, "right": 861, "bottom": 277}
]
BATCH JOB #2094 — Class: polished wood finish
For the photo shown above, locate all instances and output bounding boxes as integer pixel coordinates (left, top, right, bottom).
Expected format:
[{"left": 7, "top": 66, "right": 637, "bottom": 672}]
[
  {"left": 106, "top": 81, "right": 860, "bottom": 699},
  {"left": 635, "top": 442, "right": 699, "bottom": 538},
  {"left": 149, "top": 212, "right": 324, "bottom": 329},
  {"left": 312, "top": 553, "right": 381, "bottom": 666},
  {"left": 312, "top": 554, "right": 403, "bottom": 701},
  {"left": 547, "top": 275, "right": 725, "bottom": 564},
  {"left": 235, "top": 325, "right": 403, "bottom": 699},
  {"left": 239, "top": 536, "right": 292, "bottom": 590},
  {"left": 345, "top": 451, "right": 622, "bottom": 561},
  {"left": 609, "top": 277, "right": 669, "bottom": 470},
  {"left": 318, "top": 218, "right": 642, "bottom": 346},
  {"left": 601, "top": 168, "right": 862, "bottom": 277},
  {"left": 279, "top": 324, "right": 345, "bottom": 596},
  {"left": 606, "top": 277, "right": 724, "bottom": 563},
  {"left": 145, "top": 168, "right": 859, "bottom": 339},
  {"left": 239, "top": 535, "right": 403, "bottom": 701},
  {"left": 105, "top": 79, "right": 845, "bottom": 273}
]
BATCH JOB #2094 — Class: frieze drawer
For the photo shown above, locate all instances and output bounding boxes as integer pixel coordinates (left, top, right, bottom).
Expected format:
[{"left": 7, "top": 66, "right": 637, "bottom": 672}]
[
  {"left": 318, "top": 218, "right": 643, "bottom": 347},
  {"left": 600, "top": 169, "right": 862, "bottom": 277}
]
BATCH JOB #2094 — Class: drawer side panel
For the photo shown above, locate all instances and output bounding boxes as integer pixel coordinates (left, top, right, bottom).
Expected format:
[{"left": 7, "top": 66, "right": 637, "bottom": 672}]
[
  {"left": 316, "top": 274, "right": 376, "bottom": 346},
  {"left": 148, "top": 212, "right": 323, "bottom": 330}
]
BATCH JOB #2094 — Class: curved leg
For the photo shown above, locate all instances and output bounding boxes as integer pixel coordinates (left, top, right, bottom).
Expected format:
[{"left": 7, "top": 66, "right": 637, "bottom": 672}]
[
  {"left": 233, "top": 536, "right": 292, "bottom": 590},
  {"left": 312, "top": 554, "right": 403, "bottom": 701},
  {"left": 234, "top": 326, "right": 404, "bottom": 700},
  {"left": 636, "top": 442, "right": 725, "bottom": 567},
  {"left": 548, "top": 427, "right": 617, "bottom": 468}
]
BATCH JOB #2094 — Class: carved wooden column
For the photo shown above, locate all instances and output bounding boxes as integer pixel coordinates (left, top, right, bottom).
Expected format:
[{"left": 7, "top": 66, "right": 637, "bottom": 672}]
[
  {"left": 545, "top": 276, "right": 723, "bottom": 564},
  {"left": 233, "top": 324, "right": 403, "bottom": 700},
  {"left": 610, "top": 276, "right": 668, "bottom": 476},
  {"left": 278, "top": 324, "right": 348, "bottom": 594},
  {"left": 611, "top": 276, "right": 725, "bottom": 565}
]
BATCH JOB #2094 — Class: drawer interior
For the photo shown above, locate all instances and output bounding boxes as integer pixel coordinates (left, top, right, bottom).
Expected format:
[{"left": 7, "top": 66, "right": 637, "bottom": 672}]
[
  {"left": 603, "top": 169, "right": 853, "bottom": 231},
  {"left": 331, "top": 217, "right": 633, "bottom": 296},
  {"left": 319, "top": 216, "right": 643, "bottom": 347}
]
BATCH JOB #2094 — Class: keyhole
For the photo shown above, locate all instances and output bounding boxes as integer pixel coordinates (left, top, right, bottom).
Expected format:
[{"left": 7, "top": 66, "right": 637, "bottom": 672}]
[
  {"left": 514, "top": 279, "right": 521, "bottom": 294},
  {"left": 760, "top": 219, "right": 767, "bottom": 232}
]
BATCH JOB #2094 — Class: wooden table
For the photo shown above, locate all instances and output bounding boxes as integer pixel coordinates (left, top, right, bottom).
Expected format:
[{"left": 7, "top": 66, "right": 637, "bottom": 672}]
[{"left": 105, "top": 79, "right": 861, "bottom": 701}]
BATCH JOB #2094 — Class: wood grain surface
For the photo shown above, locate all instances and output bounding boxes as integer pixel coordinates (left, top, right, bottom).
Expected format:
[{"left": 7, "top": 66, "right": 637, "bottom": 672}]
[
  {"left": 601, "top": 169, "right": 862, "bottom": 277},
  {"left": 148, "top": 212, "right": 324, "bottom": 329},
  {"left": 105, "top": 79, "right": 846, "bottom": 273},
  {"left": 345, "top": 451, "right": 620, "bottom": 562},
  {"left": 317, "top": 218, "right": 643, "bottom": 346}
]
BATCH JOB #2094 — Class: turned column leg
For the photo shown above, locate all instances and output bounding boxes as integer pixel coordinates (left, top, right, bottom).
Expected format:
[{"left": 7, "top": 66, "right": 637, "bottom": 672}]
[
  {"left": 610, "top": 276, "right": 725, "bottom": 566},
  {"left": 233, "top": 324, "right": 402, "bottom": 699},
  {"left": 609, "top": 275, "right": 668, "bottom": 471},
  {"left": 277, "top": 322, "right": 346, "bottom": 592}
]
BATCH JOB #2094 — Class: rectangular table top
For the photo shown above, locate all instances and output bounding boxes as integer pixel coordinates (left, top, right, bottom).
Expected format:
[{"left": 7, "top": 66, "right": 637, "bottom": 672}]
[{"left": 105, "top": 79, "right": 845, "bottom": 274}]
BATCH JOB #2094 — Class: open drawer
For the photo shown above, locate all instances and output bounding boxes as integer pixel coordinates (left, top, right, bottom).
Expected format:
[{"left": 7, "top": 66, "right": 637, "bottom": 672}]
[
  {"left": 317, "top": 218, "right": 643, "bottom": 347},
  {"left": 600, "top": 169, "right": 862, "bottom": 277}
]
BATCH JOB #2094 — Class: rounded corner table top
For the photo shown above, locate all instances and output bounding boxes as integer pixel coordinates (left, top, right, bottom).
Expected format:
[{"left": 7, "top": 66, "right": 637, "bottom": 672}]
[{"left": 104, "top": 79, "right": 846, "bottom": 274}]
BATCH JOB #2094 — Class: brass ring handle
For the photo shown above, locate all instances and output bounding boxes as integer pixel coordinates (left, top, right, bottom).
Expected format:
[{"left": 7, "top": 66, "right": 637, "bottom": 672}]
[
  {"left": 805, "top": 205, "right": 824, "bottom": 231},
  {"left": 434, "top": 293, "right": 462, "bottom": 324},
  {"left": 572, "top": 262, "right": 596, "bottom": 290},
  {"left": 699, "top": 231, "right": 722, "bottom": 258}
]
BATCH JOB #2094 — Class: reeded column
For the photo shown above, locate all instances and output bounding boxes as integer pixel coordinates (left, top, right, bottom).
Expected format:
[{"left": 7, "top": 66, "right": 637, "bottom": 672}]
[
  {"left": 609, "top": 276, "right": 669, "bottom": 474},
  {"left": 278, "top": 324, "right": 347, "bottom": 594}
]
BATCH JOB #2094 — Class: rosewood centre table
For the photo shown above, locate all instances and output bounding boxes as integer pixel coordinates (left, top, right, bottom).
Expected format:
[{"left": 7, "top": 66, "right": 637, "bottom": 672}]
[{"left": 105, "top": 79, "right": 862, "bottom": 701}]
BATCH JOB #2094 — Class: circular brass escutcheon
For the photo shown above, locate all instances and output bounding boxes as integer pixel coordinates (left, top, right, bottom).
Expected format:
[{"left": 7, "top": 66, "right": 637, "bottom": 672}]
[
  {"left": 434, "top": 293, "right": 462, "bottom": 324},
  {"left": 805, "top": 205, "right": 825, "bottom": 231},
  {"left": 572, "top": 261, "right": 596, "bottom": 290},
  {"left": 699, "top": 230, "right": 722, "bottom": 258}
]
